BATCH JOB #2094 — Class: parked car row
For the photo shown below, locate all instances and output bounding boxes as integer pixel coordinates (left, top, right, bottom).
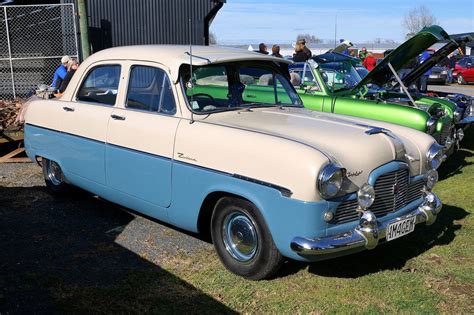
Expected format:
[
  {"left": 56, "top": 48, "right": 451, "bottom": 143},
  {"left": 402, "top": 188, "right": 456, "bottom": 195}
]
[{"left": 24, "top": 26, "right": 469, "bottom": 280}]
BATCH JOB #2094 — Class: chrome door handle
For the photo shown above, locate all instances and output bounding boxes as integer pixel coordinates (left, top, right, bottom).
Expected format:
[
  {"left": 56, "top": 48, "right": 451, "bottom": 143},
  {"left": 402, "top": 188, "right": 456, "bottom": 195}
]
[
  {"left": 62, "top": 106, "right": 75, "bottom": 112},
  {"left": 111, "top": 114, "right": 126, "bottom": 121}
]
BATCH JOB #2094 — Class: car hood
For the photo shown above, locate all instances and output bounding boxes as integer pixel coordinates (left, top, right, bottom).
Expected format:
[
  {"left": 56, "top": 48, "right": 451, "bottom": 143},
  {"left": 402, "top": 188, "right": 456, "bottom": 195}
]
[
  {"left": 400, "top": 35, "right": 473, "bottom": 87},
  {"left": 202, "top": 107, "right": 420, "bottom": 186},
  {"left": 349, "top": 25, "right": 451, "bottom": 93}
]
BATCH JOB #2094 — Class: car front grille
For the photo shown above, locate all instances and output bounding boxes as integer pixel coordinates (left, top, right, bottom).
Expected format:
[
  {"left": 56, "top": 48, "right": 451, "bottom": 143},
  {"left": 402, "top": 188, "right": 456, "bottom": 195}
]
[
  {"left": 333, "top": 169, "right": 425, "bottom": 224},
  {"left": 436, "top": 122, "right": 453, "bottom": 146}
]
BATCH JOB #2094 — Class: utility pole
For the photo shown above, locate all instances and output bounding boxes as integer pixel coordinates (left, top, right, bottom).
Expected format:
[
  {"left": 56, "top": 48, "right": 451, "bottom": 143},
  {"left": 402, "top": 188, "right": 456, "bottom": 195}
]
[{"left": 77, "top": 0, "right": 90, "bottom": 59}]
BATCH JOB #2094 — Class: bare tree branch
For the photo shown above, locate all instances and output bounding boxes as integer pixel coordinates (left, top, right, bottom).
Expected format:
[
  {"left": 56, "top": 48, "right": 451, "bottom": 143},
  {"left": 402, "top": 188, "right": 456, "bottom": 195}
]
[{"left": 403, "top": 5, "right": 438, "bottom": 39}]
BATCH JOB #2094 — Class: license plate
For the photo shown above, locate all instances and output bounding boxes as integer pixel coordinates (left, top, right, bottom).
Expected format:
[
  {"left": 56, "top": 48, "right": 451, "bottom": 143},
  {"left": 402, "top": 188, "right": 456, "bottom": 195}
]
[{"left": 386, "top": 216, "right": 416, "bottom": 242}]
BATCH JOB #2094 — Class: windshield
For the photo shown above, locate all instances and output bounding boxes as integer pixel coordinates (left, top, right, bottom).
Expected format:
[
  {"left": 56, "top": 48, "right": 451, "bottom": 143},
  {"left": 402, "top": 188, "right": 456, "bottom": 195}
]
[
  {"left": 319, "top": 61, "right": 362, "bottom": 92},
  {"left": 181, "top": 63, "right": 302, "bottom": 113}
]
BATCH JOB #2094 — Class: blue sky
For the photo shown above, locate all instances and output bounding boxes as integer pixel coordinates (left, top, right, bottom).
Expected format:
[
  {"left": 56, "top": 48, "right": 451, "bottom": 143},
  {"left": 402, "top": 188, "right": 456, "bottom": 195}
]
[{"left": 210, "top": 0, "right": 474, "bottom": 44}]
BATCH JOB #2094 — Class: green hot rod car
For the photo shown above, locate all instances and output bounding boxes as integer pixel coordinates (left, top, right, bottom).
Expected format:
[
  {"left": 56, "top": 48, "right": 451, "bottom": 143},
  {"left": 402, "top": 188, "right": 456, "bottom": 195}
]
[{"left": 288, "top": 26, "right": 471, "bottom": 152}]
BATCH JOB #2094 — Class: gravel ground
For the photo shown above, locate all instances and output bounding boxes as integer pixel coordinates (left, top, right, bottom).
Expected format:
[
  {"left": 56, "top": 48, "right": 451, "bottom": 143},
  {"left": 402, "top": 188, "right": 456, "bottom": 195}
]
[{"left": 0, "top": 163, "right": 216, "bottom": 313}]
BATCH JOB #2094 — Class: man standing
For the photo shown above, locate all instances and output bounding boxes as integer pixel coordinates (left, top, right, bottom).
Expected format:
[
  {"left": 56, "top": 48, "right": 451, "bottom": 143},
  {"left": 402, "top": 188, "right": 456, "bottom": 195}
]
[
  {"left": 358, "top": 47, "right": 368, "bottom": 62},
  {"left": 51, "top": 55, "right": 70, "bottom": 90},
  {"left": 417, "top": 50, "right": 432, "bottom": 93}
]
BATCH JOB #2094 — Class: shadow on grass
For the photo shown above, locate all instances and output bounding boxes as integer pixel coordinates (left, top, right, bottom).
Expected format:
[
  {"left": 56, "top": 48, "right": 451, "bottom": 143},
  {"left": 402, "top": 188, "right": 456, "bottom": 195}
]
[
  {"left": 439, "top": 127, "right": 474, "bottom": 180},
  {"left": 0, "top": 186, "right": 235, "bottom": 314},
  {"left": 279, "top": 204, "right": 469, "bottom": 279}
]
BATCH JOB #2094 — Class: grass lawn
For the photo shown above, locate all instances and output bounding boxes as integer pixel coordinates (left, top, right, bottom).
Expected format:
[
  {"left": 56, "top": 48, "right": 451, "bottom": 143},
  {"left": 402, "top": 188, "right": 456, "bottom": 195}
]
[{"left": 55, "top": 128, "right": 474, "bottom": 313}]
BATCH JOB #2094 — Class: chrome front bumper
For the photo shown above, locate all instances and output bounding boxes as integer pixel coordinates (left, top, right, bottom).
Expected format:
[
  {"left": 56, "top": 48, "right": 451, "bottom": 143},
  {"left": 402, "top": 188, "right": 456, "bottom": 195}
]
[{"left": 291, "top": 192, "right": 442, "bottom": 256}]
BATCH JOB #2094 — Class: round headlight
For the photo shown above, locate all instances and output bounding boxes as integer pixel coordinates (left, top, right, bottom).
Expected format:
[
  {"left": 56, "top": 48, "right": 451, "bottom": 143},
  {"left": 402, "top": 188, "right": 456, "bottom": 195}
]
[
  {"left": 426, "top": 118, "right": 437, "bottom": 134},
  {"left": 426, "top": 169, "right": 438, "bottom": 190},
  {"left": 426, "top": 143, "right": 445, "bottom": 170},
  {"left": 318, "top": 164, "right": 345, "bottom": 199},
  {"left": 357, "top": 183, "right": 375, "bottom": 210}
]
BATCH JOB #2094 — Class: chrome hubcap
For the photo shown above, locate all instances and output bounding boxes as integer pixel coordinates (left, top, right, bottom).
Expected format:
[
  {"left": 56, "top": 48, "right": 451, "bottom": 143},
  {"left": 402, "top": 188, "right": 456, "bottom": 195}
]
[
  {"left": 47, "top": 160, "right": 63, "bottom": 186},
  {"left": 222, "top": 212, "right": 258, "bottom": 262}
]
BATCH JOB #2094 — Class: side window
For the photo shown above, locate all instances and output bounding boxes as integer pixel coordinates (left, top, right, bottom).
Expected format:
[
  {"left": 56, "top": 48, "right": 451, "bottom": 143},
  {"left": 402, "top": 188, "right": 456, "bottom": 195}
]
[
  {"left": 77, "top": 65, "right": 121, "bottom": 105},
  {"left": 126, "top": 65, "right": 176, "bottom": 115}
]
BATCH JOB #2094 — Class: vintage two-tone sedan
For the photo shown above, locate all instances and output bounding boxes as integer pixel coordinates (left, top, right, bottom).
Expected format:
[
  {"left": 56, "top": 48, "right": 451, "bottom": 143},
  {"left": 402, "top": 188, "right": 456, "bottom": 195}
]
[{"left": 25, "top": 46, "right": 443, "bottom": 280}]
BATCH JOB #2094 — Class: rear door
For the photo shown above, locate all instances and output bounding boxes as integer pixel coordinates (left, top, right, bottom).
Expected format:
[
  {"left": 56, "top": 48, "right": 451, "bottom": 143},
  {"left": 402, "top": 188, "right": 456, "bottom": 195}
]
[{"left": 106, "top": 62, "right": 180, "bottom": 208}]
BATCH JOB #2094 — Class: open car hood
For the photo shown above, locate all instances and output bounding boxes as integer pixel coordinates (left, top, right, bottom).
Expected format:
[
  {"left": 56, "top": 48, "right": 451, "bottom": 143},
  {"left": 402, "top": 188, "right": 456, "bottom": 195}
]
[
  {"left": 399, "top": 35, "right": 473, "bottom": 87},
  {"left": 349, "top": 25, "right": 451, "bottom": 93}
]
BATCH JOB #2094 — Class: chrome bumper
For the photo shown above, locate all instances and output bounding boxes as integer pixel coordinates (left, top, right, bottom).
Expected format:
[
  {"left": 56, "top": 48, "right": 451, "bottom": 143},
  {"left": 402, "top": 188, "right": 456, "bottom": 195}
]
[{"left": 291, "top": 192, "right": 442, "bottom": 256}]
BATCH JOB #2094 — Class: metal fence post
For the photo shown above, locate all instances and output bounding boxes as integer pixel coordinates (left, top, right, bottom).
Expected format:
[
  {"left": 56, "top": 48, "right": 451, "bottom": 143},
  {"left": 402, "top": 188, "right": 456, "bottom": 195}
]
[{"left": 3, "top": 6, "right": 16, "bottom": 98}]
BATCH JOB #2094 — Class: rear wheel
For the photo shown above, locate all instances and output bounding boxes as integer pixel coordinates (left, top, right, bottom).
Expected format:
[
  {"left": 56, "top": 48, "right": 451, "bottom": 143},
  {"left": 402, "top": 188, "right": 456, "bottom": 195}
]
[
  {"left": 42, "top": 158, "right": 69, "bottom": 194},
  {"left": 457, "top": 74, "right": 466, "bottom": 85},
  {"left": 211, "top": 197, "right": 284, "bottom": 280}
]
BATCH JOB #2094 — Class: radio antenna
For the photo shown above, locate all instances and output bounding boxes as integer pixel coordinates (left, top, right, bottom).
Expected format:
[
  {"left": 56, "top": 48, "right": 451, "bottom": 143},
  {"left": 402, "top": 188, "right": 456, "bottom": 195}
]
[{"left": 189, "top": 17, "right": 195, "bottom": 124}]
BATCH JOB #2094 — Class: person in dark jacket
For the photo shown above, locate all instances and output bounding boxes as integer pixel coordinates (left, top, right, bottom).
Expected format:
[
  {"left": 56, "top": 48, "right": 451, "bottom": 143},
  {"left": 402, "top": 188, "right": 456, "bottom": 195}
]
[
  {"left": 293, "top": 39, "right": 312, "bottom": 62},
  {"left": 257, "top": 43, "right": 269, "bottom": 54},
  {"left": 271, "top": 45, "right": 283, "bottom": 58}
]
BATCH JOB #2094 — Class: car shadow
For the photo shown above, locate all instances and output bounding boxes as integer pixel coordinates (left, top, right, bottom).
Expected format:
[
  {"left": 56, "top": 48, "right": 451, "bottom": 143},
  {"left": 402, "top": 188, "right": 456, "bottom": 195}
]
[
  {"left": 278, "top": 203, "right": 469, "bottom": 279},
  {"left": 439, "top": 128, "right": 474, "bottom": 180},
  {"left": 0, "top": 186, "right": 235, "bottom": 314}
]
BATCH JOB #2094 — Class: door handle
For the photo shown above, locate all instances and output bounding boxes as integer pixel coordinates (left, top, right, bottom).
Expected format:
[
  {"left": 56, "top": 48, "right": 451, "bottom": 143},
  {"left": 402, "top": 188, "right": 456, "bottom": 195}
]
[
  {"left": 111, "top": 114, "right": 126, "bottom": 121},
  {"left": 62, "top": 106, "right": 75, "bottom": 112},
  {"left": 246, "top": 94, "right": 256, "bottom": 98}
]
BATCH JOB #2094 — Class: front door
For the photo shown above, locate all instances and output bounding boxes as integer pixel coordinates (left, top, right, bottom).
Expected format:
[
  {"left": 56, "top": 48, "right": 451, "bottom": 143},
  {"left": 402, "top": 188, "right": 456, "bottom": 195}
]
[
  {"left": 59, "top": 64, "right": 121, "bottom": 185},
  {"left": 106, "top": 63, "right": 180, "bottom": 207}
]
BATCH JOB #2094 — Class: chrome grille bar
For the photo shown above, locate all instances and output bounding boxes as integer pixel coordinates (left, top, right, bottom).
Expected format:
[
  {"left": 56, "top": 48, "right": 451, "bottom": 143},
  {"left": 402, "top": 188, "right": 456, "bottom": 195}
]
[{"left": 333, "top": 170, "right": 425, "bottom": 224}]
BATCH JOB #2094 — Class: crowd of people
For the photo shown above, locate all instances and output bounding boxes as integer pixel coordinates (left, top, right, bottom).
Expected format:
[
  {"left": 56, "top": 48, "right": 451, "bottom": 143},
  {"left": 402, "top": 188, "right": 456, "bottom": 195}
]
[{"left": 256, "top": 39, "right": 313, "bottom": 62}]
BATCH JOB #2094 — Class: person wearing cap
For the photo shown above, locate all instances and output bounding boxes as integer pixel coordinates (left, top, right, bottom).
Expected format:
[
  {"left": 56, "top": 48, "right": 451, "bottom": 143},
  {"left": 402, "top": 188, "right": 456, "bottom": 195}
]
[{"left": 51, "top": 55, "right": 70, "bottom": 90}]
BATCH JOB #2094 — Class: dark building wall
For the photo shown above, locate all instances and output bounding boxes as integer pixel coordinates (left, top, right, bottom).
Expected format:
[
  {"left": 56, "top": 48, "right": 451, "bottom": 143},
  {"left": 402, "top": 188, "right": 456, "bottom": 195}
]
[{"left": 64, "top": 0, "right": 224, "bottom": 54}]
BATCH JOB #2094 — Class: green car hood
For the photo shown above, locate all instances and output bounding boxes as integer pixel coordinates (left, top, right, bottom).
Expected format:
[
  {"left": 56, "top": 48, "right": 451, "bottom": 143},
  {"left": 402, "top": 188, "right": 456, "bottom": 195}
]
[
  {"left": 349, "top": 25, "right": 451, "bottom": 93},
  {"left": 400, "top": 35, "right": 473, "bottom": 87}
]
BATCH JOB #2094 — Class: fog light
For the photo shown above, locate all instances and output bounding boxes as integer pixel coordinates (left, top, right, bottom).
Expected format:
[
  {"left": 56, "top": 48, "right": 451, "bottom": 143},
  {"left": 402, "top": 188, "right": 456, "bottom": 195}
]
[
  {"left": 424, "top": 192, "right": 437, "bottom": 208},
  {"left": 357, "top": 184, "right": 375, "bottom": 210},
  {"left": 425, "top": 169, "right": 438, "bottom": 190},
  {"left": 323, "top": 211, "right": 334, "bottom": 222},
  {"left": 457, "top": 128, "right": 464, "bottom": 142}
]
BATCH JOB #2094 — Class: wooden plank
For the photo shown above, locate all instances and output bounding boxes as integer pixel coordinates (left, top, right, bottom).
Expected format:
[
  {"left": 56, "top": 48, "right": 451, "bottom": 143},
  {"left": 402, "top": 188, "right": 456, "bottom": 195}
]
[
  {"left": 0, "top": 131, "right": 24, "bottom": 144},
  {"left": 0, "top": 147, "right": 32, "bottom": 163}
]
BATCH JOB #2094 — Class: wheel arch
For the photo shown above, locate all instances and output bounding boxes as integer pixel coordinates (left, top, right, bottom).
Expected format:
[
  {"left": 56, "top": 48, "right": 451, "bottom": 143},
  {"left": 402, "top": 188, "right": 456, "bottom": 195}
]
[{"left": 197, "top": 189, "right": 268, "bottom": 240}]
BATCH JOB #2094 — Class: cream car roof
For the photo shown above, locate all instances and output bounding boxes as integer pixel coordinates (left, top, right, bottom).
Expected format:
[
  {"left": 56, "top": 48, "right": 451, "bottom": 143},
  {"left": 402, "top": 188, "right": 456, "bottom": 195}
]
[{"left": 80, "top": 45, "right": 292, "bottom": 82}]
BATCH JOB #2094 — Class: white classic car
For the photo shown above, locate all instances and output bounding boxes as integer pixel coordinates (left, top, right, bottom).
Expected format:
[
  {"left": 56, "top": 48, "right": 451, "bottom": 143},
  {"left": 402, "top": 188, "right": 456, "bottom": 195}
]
[{"left": 25, "top": 46, "right": 444, "bottom": 280}]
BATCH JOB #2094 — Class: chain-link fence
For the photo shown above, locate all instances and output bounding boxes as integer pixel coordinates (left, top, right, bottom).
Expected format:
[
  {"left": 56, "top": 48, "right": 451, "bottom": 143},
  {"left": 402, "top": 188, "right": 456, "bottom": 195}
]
[{"left": 0, "top": 4, "right": 79, "bottom": 99}]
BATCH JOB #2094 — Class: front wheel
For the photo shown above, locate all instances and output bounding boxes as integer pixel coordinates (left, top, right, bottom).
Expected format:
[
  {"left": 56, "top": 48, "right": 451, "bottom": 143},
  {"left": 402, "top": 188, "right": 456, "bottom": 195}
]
[
  {"left": 211, "top": 197, "right": 284, "bottom": 280},
  {"left": 457, "top": 74, "right": 466, "bottom": 85},
  {"left": 42, "top": 158, "right": 69, "bottom": 194}
]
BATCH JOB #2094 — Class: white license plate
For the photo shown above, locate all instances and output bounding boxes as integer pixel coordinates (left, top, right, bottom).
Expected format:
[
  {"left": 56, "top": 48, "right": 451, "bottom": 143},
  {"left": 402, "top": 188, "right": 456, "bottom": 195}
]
[{"left": 386, "top": 216, "right": 416, "bottom": 242}]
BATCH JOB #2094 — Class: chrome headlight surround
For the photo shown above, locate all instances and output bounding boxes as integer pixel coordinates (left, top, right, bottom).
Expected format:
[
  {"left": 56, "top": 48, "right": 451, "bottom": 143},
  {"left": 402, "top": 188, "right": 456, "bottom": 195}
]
[
  {"left": 426, "top": 117, "right": 438, "bottom": 134},
  {"left": 426, "top": 143, "right": 445, "bottom": 170},
  {"left": 317, "top": 163, "right": 346, "bottom": 199}
]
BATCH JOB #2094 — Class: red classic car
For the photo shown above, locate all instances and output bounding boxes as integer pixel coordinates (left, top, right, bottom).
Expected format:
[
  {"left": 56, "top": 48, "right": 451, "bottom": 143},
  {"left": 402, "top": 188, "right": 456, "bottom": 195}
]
[{"left": 453, "top": 56, "right": 474, "bottom": 84}]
